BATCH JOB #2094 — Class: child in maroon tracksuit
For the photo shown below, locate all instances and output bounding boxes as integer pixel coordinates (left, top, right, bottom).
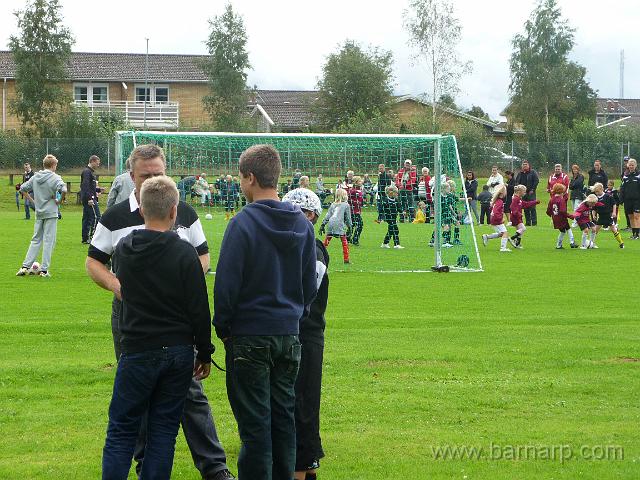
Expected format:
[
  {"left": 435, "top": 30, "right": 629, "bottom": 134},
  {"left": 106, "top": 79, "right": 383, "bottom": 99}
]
[
  {"left": 574, "top": 194, "right": 602, "bottom": 249},
  {"left": 508, "top": 184, "right": 540, "bottom": 248},
  {"left": 546, "top": 183, "right": 577, "bottom": 249},
  {"left": 348, "top": 177, "right": 365, "bottom": 246},
  {"left": 481, "top": 185, "right": 511, "bottom": 252}
]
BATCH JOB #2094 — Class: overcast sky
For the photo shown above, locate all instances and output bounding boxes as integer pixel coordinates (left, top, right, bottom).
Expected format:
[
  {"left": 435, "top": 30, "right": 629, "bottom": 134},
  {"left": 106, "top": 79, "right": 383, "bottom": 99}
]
[{"left": 1, "top": 0, "right": 638, "bottom": 119}]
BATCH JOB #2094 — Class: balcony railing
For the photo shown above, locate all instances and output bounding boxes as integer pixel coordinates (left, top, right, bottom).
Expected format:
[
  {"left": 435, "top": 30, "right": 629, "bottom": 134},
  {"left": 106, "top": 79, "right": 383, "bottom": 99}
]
[{"left": 72, "top": 100, "right": 179, "bottom": 129}]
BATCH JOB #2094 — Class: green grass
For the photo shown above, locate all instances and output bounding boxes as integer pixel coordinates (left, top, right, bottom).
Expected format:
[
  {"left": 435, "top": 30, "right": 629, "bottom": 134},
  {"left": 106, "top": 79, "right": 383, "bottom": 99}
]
[{"left": 0, "top": 176, "right": 639, "bottom": 479}]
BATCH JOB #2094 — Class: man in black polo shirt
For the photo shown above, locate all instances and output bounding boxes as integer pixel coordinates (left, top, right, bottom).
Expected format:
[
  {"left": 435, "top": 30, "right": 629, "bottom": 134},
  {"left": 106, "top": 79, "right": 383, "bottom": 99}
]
[
  {"left": 85, "top": 144, "right": 234, "bottom": 480},
  {"left": 81, "top": 155, "right": 101, "bottom": 243}
]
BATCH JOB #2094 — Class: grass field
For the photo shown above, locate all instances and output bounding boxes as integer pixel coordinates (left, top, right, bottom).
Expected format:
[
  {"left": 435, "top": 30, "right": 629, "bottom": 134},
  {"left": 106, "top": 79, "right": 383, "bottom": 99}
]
[{"left": 0, "top": 175, "right": 639, "bottom": 479}]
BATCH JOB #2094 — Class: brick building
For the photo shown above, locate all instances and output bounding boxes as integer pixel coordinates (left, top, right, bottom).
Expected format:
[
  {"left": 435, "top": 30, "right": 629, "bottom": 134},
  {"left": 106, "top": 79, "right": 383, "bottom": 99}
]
[{"left": 0, "top": 51, "right": 211, "bottom": 131}]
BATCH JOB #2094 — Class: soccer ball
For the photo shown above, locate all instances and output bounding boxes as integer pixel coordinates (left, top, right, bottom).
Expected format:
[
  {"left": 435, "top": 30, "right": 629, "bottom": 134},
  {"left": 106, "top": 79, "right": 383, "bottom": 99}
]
[
  {"left": 456, "top": 255, "right": 470, "bottom": 268},
  {"left": 29, "top": 262, "right": 41, "bottom": 275},
  {"left": 205, "top": 213, "right": 213, "bottom": 220}
]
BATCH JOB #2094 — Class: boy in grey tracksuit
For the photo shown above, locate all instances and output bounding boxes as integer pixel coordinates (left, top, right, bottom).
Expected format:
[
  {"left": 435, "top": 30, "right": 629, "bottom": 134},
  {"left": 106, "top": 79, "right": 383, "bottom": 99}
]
[{"left": 16, "top": 155, "right": 66, "bottom": 277}]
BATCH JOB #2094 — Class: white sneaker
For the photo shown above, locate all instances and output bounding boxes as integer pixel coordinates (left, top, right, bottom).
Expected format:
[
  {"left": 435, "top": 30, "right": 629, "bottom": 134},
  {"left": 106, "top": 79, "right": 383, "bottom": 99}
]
[
  {"left": 393, "top": 245, "right": 405, "bottom": 249},
  {"left": 589, "top": 243, "right": 598, "bottom": 249},
  {"left": 39, "top": 271, "right": 51, "bottom": 278},
  {"left": 579, "top": 246, "right": 588, "bottom": 250},
  {"left": 16, "top": 267, "right": 28, "bottom": 276},
  {"left": 380, "top": 243, "right": 390, "bottom": 249},
  {"left": 482, "top": 234, "right": 488, "bottom": 247},
  {"left": 500, "top": 247, "right": 511, "bottom": 252}
]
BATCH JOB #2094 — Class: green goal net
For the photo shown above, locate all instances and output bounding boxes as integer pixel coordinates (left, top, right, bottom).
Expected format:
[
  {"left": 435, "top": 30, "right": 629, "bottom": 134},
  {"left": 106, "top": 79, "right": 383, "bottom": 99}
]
[{"left": 115, "top": 131, "right": 483, "bottom": 273}]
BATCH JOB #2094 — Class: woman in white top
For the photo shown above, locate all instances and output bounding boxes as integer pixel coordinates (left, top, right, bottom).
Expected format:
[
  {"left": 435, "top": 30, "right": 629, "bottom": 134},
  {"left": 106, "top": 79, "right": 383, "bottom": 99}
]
[{"left": 486, "top": 165, "right": 504, "bottom": 195}]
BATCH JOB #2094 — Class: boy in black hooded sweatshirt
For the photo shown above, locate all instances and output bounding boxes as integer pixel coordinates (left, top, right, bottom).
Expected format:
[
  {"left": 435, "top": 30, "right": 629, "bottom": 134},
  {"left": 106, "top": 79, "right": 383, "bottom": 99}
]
[
  {"left": 214, "top": 144, "right": 317, "bottom": 480},
  {"left": 102, "top": 176, "right": 213, "bottom": 480}
]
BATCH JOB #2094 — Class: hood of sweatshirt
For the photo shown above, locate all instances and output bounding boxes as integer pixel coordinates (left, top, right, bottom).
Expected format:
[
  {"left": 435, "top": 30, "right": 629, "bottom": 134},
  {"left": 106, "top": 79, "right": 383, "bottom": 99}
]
[
  {"left": 117, "top": 229, "right": 180, "bottom": 267},
  {"left": 35, "top": 169, "right": 58, "bottom": 186},
  {"left": 241, "top": 199, "right": 310, "bottom": 252}
]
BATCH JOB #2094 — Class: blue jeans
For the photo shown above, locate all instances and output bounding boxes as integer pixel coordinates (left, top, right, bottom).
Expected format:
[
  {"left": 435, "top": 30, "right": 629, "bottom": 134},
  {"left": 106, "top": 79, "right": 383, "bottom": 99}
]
[
  {"left": 225, "top": 335, "right": 301, "bottom": 480},
  {"left": 82, "top": 201, "right": 101, "bottom": 242},
  {"left": 24, "top": 196, "right": 35, "bottom": 219},
  {"left": 102, "top": 345, "right": 194, "bottom": 480}
]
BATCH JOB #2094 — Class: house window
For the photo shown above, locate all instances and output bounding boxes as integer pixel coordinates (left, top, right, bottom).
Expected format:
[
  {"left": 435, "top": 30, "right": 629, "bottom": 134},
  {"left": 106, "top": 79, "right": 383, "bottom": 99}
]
[
  {"left": 74, "top": 86, "right": 88, "bottom": 102},
  {"left": 155, "top": 87, "right": 169, "bottom": 103},
  {"left": 136, "top": 87, "right": 151, "bottom": 102},
  {"left": 73, "top": 83, "right": 108, "bottom": 103},
  {"left": 92, "top": 86, "right": 108, "bottom": 103},
  {"left": 135, "top": 84, "right": 169, "bottom": 103}
]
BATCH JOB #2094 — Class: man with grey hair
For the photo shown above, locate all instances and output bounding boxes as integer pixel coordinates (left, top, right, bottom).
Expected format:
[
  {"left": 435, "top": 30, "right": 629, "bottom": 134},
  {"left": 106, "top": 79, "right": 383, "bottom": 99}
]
[
  {"left": 106, "top": 158, "right": 135, "bottom": 209},
  {"left": 86, "top": 144, "right": 234, "bottom": 480}
]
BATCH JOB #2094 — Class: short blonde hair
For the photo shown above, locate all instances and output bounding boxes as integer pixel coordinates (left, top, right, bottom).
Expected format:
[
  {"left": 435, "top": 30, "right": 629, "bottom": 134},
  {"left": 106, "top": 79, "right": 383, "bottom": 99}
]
[
  {"left": 585, "top": 194, "right": 598, "bottom": 204},
  {"left": 590, "top": 182, "right": 603, "bottom": 193},
  {"left": 514, "top": 184, "right": 527, "bottom": 195},
  {"left": 43, "top": 154, "right": 57, "bottom": 169},
  {"left": 334, "top": 188, "right": 348, "bottom": 203},
  {"left": 140, "top": 176, "right": 179, "bottom": 221},
  {"left": 352, "top": 175, "right": 362, "bottom": 185}
]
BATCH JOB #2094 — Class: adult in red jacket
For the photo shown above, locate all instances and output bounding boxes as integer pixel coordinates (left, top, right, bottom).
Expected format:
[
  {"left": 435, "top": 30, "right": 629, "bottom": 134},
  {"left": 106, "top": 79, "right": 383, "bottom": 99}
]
[
  {"left": 547, "top": 164, "right": 569, "bottom": 200},
  {"left": 395, "top": 159, "right": 417, "bottom": 222}
]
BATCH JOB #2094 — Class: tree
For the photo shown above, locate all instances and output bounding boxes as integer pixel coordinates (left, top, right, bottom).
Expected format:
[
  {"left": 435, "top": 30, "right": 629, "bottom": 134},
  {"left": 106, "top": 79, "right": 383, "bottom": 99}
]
[
  {"left": 509, "top": 0, "right": 596, "bottom": 142},
  {"left": 9, "top": 0, "right": 74, "bottom": 135},
  {"left": 316, "top": 40, "right": 394, "bottom": 130},
  {"left": 466, "top": 105, "right": 490, "bottom": 120},
  {"left": 201, "top": 3, "right": 252, "bottom": 131},
  {"left": 404, "top": 0, "right": 471, "bottom": 133},
  {"left": 438, "top": 94, "right": 458, "bottom": 110}
]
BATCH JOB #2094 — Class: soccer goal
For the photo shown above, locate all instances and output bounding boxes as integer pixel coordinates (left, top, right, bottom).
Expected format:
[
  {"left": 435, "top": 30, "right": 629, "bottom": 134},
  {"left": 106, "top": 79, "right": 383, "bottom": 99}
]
[{"left": 115, "top": 131, "right": 483, "bottom": 273}]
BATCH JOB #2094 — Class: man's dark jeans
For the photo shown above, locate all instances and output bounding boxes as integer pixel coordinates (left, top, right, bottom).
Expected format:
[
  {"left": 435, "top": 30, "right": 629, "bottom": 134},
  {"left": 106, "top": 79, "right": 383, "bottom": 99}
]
[
  {"left": 102, "top": 345, "right": 194, "bottom": 480},
  {"left": 82, "top": 201, "right": 101, "bottom": 242},
  {"left": 523, "top": 192, "right": 537, "bottom": 226},
  {"left": 226, "top": 335, "right": 301, "bottom": 480}
]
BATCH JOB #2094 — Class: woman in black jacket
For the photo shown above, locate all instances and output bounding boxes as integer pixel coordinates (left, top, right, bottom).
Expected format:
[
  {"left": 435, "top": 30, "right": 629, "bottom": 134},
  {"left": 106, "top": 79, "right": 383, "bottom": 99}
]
[
  {"left": 587, "top": 159, "right": 608, "bottom": 187},
  {"left": 569, "top": 164, "right": 585, "bottom": 207},
  {"left": 464, "top": 171, "right": 479, "bottom": 223}
]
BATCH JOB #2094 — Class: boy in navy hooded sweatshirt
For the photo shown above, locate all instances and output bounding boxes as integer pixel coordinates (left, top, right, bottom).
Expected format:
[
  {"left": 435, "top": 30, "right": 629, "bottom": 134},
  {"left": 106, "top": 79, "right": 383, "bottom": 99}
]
[{"left": 214, "top": 144, "right": 317, "bottom": 480}]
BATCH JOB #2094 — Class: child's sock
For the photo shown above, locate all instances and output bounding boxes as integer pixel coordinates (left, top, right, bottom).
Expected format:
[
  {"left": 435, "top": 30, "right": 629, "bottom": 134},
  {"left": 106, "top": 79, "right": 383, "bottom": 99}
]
[
  {"left": 613, "top": 229, "right": 623, "bottom": 245},
  {"left": 500, "top": 237, "right": 508, "bottom": 249},
  {"left": 557, "top": 231, "right": 565, "bottom": 246},
  {"left": 487, "top": 232, "right": 500, "bottom": 239},
  {"left": 568, "top": 229, "right": 575, "bottom": 244},
  {"left": 634, "top": 228, "right": 639, "bottom": 237},
  {"left": 590, "top": 231, "right": 596, "bottom": 244},
  {"left": 581, "top": 232, "right": 588, "bottom": 247}
]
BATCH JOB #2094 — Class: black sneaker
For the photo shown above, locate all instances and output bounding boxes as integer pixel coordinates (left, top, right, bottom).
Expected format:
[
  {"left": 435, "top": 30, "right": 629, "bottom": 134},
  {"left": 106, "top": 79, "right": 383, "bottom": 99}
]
[{"left": 206, "top": 469, "right": 235, "bottom": 480}]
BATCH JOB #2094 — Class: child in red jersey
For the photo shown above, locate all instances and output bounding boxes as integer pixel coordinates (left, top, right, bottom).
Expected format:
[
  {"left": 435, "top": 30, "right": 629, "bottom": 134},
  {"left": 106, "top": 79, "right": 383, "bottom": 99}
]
[
  {"left": 508, "top": 184, "right": 540, "bottom": 249},
  {"left": 481, "top": 184, "right": 511, "bottom": 252},
  {"left": 546, "top": 183, "right": 578, "bottom": 249},
  {"left": 574, "top": 194, "right": 602, "bottom": 249},
  {"left": 348, "top": 176, "right": 365, "bottom": 246}
]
